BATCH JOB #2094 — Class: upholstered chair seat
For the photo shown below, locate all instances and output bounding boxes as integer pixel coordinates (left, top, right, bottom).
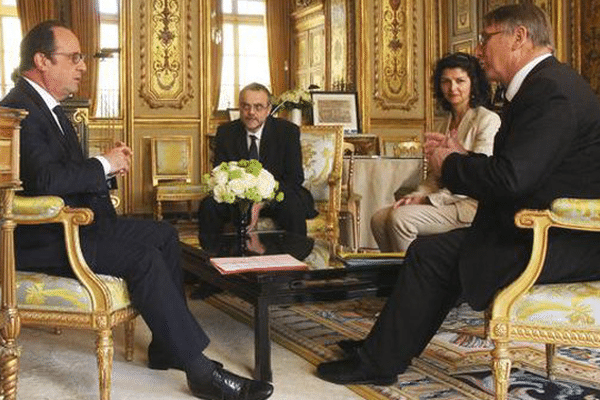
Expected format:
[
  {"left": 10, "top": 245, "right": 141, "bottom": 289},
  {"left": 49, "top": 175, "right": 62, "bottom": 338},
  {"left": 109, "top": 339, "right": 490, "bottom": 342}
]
[
  {"left": 12, "top": 271, "right": 131, "bottom": 313},
  {"left": 487, "top": 197, "right": 600, "bottom": 400}
]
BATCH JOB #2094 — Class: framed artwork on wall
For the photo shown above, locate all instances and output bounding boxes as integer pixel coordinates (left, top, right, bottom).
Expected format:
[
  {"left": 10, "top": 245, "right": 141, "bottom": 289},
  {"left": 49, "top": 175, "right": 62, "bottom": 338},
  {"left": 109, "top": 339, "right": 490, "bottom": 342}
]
[{"left": 311, "top": 91, "right": 360, "bottom": 134}]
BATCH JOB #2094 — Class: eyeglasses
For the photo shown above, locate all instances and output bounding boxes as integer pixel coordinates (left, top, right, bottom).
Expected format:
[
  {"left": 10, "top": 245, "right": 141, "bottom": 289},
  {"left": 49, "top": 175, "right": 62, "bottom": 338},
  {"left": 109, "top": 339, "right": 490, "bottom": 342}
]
[
  {"left": 477, "top": 31, "right": 504, "bottom": 47},
  {"left": 240, "top": 102, "right": 268, "bottom": 113},
  {"left": 50, "top": 52, "right": 86, "bottom": 64}
]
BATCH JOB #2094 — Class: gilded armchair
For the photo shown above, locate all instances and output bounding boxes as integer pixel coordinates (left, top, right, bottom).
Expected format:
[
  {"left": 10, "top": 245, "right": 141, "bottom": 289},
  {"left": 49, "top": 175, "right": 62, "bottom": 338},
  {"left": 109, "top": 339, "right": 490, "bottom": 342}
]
[
  {"left": 10, "top": 195, "right": 138, "bottom": 400},
  {"left": 151, "top": 136, "right": 205, "bottom": 220},
  {"left": 486, "top": 198, "right": 600, "bottom": 400},
  {"left": 300, "top": 125, "right": 344, "bottom": 248}
]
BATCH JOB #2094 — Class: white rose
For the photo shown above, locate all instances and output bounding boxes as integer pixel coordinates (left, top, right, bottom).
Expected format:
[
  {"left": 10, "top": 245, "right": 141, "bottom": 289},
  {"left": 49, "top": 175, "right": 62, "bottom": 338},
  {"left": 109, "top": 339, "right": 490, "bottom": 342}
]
[
  {"left": 256, "top": 169, "right": 276, "bottom": 199},
  {"left": 213, "top": 169, "right": 228, "bottom": 186},
  {"left": 227, "top": 178, "right": 247, "bottom": 197},
  {"left": 212, "top": 184, "right": 228, "bottom": 203}
]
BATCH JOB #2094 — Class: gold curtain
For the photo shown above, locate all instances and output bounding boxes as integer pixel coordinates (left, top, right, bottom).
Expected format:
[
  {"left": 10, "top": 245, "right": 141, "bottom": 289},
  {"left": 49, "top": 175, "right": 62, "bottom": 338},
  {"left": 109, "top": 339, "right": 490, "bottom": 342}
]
[
  {"left": 16, "top": 0, "right": 56, "bottom": 34},
  {"left": 265, "top": 0, "right": 291, "bottom": 96},
  {"left": 70, "top": 0, "right": 100, "bottom": 115},
  {"left": 211, "top": 0, "right": 223, "bottom": 112}
]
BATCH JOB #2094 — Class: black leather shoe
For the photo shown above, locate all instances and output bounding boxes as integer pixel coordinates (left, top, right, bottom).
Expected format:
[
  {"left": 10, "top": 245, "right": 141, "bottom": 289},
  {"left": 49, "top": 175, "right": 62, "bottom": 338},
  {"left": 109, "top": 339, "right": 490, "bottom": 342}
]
[
  {"left": 188, "top": 366, "right": 273, "bottom": 400},
  {"left": 316, "top": 353, "right": 398, "bottom": 386},
  {"left": 337, "top": 339, "right": 365, "bottom": 354}
]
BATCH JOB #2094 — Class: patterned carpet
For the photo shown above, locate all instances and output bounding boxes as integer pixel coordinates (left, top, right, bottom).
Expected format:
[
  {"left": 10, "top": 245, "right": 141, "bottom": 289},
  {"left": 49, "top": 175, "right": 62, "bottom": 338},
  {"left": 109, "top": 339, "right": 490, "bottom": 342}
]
[{"left": 205, "top": 293, "right": 600, "bottom": 400}]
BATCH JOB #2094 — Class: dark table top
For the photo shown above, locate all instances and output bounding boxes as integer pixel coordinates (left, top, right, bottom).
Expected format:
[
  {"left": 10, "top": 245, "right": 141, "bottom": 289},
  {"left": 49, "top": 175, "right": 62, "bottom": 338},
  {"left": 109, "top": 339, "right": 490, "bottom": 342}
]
[{"left": 188, "top": 230, "right": 341, "bottom": 271}]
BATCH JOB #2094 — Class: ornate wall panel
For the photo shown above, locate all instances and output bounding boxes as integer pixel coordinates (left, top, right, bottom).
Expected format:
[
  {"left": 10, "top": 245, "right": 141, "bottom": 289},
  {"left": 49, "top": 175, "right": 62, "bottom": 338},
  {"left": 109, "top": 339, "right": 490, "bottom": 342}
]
[
  {"left": 455, "top": 0, "right": 474, "bottom": 35},
  {"left": 447, "top": 0, "right": 477, "bottom": 54},
  {"left": 581, "top": 0, "right": 600, "bottom": 97},
  {"left": 373, "top": 0, "right": 419, "bottom": 111},
  {"left": 293, "top": 3, "right": 326, "bottom": 89},
  {"left": 330, "top": 0, "right": 347, "bottom": 89},
  {"left": 139, "top": 0, "right": 194, "bottom": 109}
]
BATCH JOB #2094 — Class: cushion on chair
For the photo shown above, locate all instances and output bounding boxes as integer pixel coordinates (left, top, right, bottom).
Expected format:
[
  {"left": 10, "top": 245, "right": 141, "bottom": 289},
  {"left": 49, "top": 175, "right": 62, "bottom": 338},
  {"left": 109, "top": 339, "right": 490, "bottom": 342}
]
[
  {"left": 12, "top": 195, "right": 64, "bottom": 220},
  {"left": 8, "top": 271, "right": 132, "bottom": 313},
  {"left": 511, "top": 281, "right": 600, "bottom": 327},
  {"left": 156, "top": 183, "right": 205, "bottom": 196},
  {"left": 155, "top": 139, "right": 192, "bottom": 177},
  {"left": 301, "top": 133, "right": 336, "bottom": 202},
  {"left": 551, "top": 198, "right": 600, "bottom": 227}
]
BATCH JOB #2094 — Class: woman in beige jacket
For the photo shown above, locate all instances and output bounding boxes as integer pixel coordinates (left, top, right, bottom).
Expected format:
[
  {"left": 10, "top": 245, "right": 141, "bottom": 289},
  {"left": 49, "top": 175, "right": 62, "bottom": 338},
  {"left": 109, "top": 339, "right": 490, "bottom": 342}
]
[{"left": 371, "top": 53, "right": 501, "bottom": 253}]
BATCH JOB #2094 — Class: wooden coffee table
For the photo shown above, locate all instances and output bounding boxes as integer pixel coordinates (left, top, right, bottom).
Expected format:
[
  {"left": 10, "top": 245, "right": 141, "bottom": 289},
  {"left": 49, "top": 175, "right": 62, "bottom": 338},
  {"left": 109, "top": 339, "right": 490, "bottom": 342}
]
[{"left": 180, "top": 231, "right": 401, "bottom": 381}]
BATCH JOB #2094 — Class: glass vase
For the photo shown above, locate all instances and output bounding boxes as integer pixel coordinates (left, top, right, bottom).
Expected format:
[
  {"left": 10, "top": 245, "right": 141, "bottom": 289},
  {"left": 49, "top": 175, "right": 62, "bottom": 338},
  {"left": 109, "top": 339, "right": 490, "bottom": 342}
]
[
  {"left": 289, "top": 108, "right": 302, "bottom": 126},
  {"left": 235, "top": 199, "right": 253, "bottom": 256}
]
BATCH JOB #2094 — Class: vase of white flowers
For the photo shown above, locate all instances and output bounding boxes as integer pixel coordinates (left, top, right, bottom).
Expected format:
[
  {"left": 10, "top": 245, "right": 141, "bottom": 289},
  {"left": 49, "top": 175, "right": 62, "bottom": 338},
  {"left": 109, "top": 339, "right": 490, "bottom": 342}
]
[
  {"left": 203, "top": 159, "right": 284, "bottom": 254},
  {"left": 272, "top": 88, "right": 312, "bottom": 126}
]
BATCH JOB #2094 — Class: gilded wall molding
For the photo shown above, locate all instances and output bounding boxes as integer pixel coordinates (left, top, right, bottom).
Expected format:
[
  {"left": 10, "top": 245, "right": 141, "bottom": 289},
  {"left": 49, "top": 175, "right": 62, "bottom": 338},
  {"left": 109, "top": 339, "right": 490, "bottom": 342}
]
[
  {"left": 373, "top": 0, "right": 419, "bottom": 111},
  {"left": 581, "top": 0, "right": 600, "bottom": 97},
  {"left": 139, "top": 0, "right": 194, "bottom": 109}
]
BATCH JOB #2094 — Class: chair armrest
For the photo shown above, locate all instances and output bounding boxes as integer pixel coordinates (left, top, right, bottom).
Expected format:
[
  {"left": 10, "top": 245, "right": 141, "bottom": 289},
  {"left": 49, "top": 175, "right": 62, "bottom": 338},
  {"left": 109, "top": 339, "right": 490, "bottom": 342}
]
[
  {"left": 549, "top": 198, "right": 600, "bottom": 229},
  {"left": 12, "top": 196, "right": 114, "bottom": 313},
  {"left": 12, "top": 195, "right": 66, "bottom": 221},
  {"left": 491, "top": 200, "right": 600, "bottom": 320}
]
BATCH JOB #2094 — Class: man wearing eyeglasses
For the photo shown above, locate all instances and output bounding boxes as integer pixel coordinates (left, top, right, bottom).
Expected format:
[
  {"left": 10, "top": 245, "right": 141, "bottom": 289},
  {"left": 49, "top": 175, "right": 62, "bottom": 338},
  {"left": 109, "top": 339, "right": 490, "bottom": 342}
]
[
  {"left": 198, "top": 82, "right": 317, "bottom": 240},
  {"left": 1, "top": 20, "right": 273, "bottom": 400},
  {"left": 317, "top": 3, "right": 600, "bottom": 387}
]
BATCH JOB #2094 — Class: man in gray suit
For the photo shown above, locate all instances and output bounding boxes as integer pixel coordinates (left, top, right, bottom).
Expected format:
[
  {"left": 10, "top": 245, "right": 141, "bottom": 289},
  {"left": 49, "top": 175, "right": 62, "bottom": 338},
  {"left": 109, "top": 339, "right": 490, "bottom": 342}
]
[{"left": 317, "top": 3, "right": 600, "bottom": 385}]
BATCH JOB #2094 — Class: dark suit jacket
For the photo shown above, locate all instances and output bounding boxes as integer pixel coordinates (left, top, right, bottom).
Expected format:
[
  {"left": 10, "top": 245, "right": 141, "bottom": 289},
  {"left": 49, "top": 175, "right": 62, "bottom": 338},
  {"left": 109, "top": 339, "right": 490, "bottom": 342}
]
[
  {"left": 214, "top": 116, "right": 317, "bottom": 218},
  {"left": 1, "top": 78, "right": 115, "bottom": 269},
  {"left": 442, "top": 57, "right": 600, "bottom": 309}
]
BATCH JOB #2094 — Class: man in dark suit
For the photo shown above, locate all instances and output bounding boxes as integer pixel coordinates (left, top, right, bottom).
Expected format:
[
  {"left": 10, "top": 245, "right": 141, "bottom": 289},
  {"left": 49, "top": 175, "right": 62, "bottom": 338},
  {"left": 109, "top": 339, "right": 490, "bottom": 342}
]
[
  {"left": 198, "top": 82, "right": 317, "bottom": 239},
  {"left": 2, "top": 20, "right": 272, "bottom": 400},
  {"left": 317, "top": 4, "right": 600, "bottom": 385}
]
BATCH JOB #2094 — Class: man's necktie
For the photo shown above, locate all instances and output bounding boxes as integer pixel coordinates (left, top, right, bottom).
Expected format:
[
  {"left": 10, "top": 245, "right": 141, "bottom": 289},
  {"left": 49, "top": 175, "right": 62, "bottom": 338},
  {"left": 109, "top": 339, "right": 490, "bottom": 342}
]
[
  {"left": 53, "top": 105, "right": 82, "bottom": 156},
  {"left": 248, "top": 135, "right": 259, "bottom": 160}
]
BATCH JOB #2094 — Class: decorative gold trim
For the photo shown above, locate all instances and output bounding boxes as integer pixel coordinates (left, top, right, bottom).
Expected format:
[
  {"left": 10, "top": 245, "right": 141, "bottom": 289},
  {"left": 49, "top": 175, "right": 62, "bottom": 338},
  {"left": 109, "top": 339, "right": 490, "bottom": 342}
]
[
  {"left": 139, "top": 0, "right": 194, "bottom": 109},
  {"left": 453, "top": 0, "right": 473, "bottom": 35},
  {"left": 293, "top": 3, "right": 325, "bottom": 32},
  {"left": 72, "top": 108, "right": 89, "bottom": 125},
  {"left": 373, "top": 0, "right": 419, "bottom": 111}
]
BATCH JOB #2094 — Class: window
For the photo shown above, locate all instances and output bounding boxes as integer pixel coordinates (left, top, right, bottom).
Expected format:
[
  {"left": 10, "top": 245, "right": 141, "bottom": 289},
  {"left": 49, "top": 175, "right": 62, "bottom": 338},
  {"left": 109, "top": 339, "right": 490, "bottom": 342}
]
[
  {"left": 96, "top": 0, "right": 120, "bottom": 118},
  {"left": 0, "top": 0, "right": 21, "bottom": 98},
  {"left": 218, "top": 0, "right": 270, "bottom": 110}
]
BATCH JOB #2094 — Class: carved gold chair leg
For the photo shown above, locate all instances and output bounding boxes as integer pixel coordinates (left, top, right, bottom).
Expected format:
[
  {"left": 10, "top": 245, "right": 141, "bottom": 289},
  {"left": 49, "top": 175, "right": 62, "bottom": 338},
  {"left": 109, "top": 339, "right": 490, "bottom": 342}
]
[
  {"left": 156, "top": 200, "right": 163, "bottom": 221},
  {"left": 492, "top": 340, "right": 511, "bottom": 400},
  {"left": 124, "top": 319, "right": 136, "bottom": 362},
  {"left": 0, "top": 340, "right": 20, "bottom": 400},
  {"left": 546, "top": 343, "right": 556, "bottom": 381},
  {"left": 96, "top": 328, "right": 114, "bottom": 400}
]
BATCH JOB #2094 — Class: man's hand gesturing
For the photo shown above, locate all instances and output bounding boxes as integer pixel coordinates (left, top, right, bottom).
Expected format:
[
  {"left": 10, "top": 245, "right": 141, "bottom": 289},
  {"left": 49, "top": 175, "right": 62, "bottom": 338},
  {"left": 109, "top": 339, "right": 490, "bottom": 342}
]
[{"left": 104, "top": 141, "right": 133, "bottom": 176}]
